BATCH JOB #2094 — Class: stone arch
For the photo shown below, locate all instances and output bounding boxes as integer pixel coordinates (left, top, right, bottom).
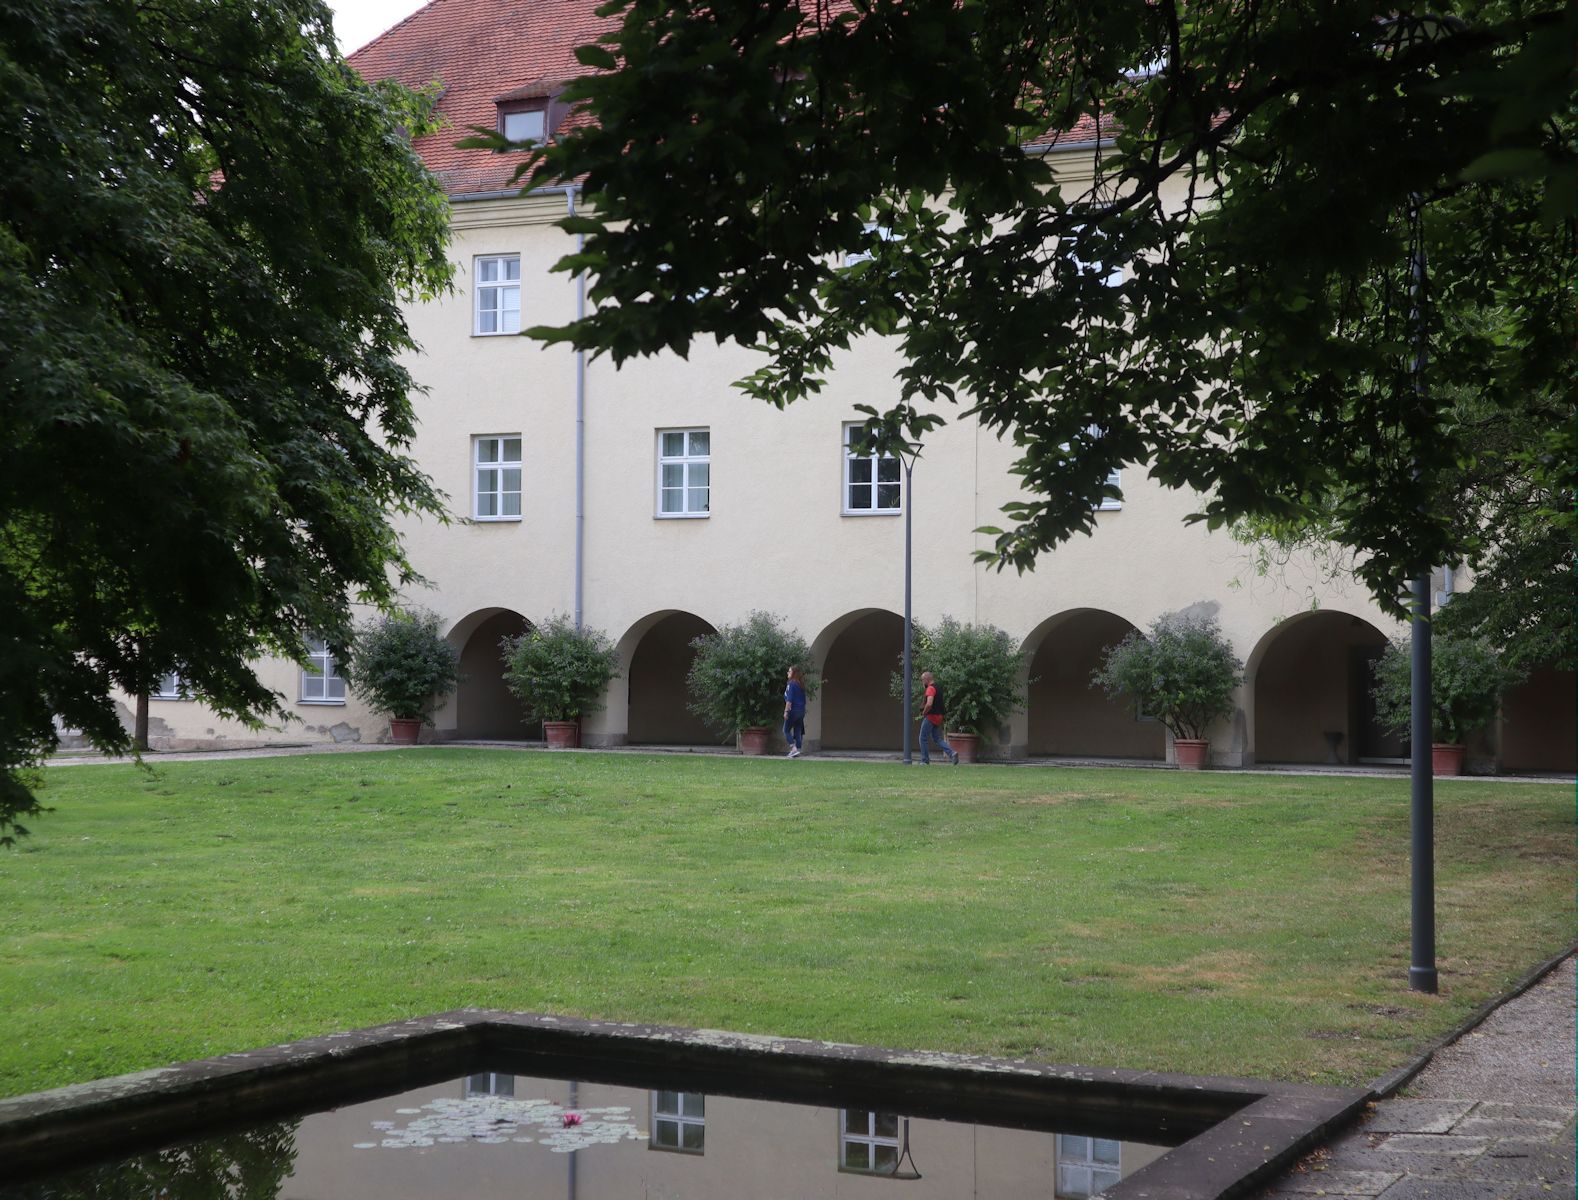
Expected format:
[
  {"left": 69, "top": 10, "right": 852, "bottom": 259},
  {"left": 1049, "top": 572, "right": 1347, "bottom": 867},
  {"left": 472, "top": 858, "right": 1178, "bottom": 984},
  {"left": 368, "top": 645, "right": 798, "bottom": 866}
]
[
  {"left": 1248, "top": 610, "right": 1392, "bottom": 765},
  {"left": 447, "top": 608, "right": 539, "bottom": 741},
  {"left": 1020, "top": 608, "right": 1165, "bottom": 759},
  {"left": 617, "top": 610, "right": 718, "bottom": 745},
  {"left": 812, "top": 608, "right": 904, "bottom": 751}
]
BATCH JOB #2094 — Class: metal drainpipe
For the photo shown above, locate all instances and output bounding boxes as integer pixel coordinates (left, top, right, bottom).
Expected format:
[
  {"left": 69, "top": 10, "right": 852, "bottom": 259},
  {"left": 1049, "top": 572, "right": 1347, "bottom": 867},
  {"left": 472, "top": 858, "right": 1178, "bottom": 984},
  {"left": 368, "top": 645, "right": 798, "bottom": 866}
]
[{"left": 565, "top": 186, "right": 586, "bottom": 630}]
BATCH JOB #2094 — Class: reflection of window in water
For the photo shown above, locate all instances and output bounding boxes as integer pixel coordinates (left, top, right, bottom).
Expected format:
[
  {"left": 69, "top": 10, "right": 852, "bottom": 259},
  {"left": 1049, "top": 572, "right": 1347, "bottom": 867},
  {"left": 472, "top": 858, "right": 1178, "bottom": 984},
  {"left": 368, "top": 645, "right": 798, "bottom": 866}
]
[
  {"left": 463, "top": 1072, "right": 515, "bottom": 1098},
  {"left": 650, "top": 1090, "right": 705, "bottom": 1153},
  {"left": 1055, "top": 1134, "right": 1121, "bottom": 1197},
  {"left": 840, "top": 1109, "right": 901, "bottom": 1174}
]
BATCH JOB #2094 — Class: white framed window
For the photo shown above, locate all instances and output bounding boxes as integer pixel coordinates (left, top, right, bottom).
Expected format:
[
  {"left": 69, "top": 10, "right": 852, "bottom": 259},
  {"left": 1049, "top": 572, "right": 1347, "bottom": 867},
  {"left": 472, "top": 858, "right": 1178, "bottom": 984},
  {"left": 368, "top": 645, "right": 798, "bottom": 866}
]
[
  {"left": 1079, "top": 425, "right": 1123, "bottom": 511},
  {"left": 845, "top": 221, "right": 896, "bottom": 266},
  {"left": 300, "top": 639, "right": 345, "bottom": 704},
  {"left": 499, "top": 106, "right": 546, "bottom": 144},
  {"left": 150, "top": 672, "right": 185, "bottom": 700},
  {"left": 843, "top": 423, "right": 902, "bottom": 515},
  {"left": 656, "top": 429, "right": 710, "bottom": 517},
  {"left": 474, "top": 255, "right": 521, "bottom": 335},
  {"left": 839, "top": 1110, "right": 901, "bottom": 1175},
  {"left": 473, "top": 435, "right": 523, "bottom": 520},
  {"left": 1055, "top": 1134, "right": 1121, "bottom": 1198},
  {"left": 1067, "top": 224, "right": 1124, "bottom": 288},
  {"left": 650, "top": 1090, "right": 705, "bottom": 1154},
  {"left": 463, "top": 1072, "right": 515, "bottom": 1098}
]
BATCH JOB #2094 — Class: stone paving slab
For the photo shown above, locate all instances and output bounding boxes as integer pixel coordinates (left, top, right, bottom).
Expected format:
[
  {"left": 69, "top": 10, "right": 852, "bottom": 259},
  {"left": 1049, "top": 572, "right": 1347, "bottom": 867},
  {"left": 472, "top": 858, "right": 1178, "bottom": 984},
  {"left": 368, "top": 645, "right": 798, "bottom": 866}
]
[
  {"left": 1364, "top": 1102, "right": 1479, "bottom": 1134},
  {"left": 1269, "top": 1167, "right": 1402, "bottom": 1194},
  {"left": 1375, "top": 1178, "right": 1513, "bottom": 1200},
  {"left": 1379, "top": 1134, "right": 1492, "bottom": 1157},
  {"left": 1457, "top": 1119, "right": 1576, "bottom": 1140},
  {"left": 1471, "top": 1105, "right": 1577, "bottom": 1127},
  {"left": 1507, "top": 1185, "right": 1577, "bottom": 1200}
]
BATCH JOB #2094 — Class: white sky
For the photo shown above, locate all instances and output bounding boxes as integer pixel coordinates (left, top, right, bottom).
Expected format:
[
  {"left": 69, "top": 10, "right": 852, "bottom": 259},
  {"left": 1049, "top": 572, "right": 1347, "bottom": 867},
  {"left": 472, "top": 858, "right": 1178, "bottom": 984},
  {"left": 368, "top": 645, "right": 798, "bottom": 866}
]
[{"left": 328, "top": 0, "right": 430, "bottom": 54}]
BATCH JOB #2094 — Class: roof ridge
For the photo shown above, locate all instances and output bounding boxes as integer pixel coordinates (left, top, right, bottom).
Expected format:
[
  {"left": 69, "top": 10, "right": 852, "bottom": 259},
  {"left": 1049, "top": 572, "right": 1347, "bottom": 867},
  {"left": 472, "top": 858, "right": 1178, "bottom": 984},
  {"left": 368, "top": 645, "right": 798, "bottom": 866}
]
[{"left": 345, "top": 0, "right": 447, "bottom": 61}]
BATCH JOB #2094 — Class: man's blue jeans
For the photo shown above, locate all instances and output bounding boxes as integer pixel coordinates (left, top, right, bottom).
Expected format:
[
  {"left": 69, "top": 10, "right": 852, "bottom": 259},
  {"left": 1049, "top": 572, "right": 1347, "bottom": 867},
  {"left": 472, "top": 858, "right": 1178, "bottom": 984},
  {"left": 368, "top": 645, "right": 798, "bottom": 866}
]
[{"left": 920, "top": 719, "right": 955, "bottom": 763}]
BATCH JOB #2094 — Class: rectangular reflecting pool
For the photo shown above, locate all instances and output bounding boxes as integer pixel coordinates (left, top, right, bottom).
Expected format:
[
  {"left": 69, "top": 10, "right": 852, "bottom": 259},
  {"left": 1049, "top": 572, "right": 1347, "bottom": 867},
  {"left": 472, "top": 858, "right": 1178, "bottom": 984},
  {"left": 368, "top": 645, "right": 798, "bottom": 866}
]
[
  {"left": 0, "top": 1069, "right": 1172, "bottom": 1198},
  {"left": 0, "top": 1010, "right": 1367, "bottom": 1199}
]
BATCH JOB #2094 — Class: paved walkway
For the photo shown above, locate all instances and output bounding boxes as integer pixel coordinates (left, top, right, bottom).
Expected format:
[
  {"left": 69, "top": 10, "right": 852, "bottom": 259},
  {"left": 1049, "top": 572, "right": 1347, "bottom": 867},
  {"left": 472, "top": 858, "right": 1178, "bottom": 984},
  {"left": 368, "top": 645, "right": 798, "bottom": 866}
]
[
  {"left": 44, "top": 739, "right": 1576, "bottom": 784},
  {"left": 1259, "top": 956, "right": 1576, "bottom": 1200}
]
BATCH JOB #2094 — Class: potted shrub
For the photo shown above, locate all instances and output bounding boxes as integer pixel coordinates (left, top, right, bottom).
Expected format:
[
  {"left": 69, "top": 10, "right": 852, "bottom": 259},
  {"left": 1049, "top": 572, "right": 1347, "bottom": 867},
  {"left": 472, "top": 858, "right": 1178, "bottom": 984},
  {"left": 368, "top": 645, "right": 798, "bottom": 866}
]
[
  {"left": 501, "top": 615, "right": 621, "bottom": 748},
  {"left": 687, "top": 612, "right": 817, "bottom": 755},
  {"left": 349, "top": 608, "right": 461, "bottom": 744},
  {"left": 1370, "top": 633, "right": 1519, "bottom": 776},
  {"left": 891, "top": 617, "right": 1028, "bottom": 762},
  {"left": 1093, "top": 613, "right": 1242, "bottom": 769}
]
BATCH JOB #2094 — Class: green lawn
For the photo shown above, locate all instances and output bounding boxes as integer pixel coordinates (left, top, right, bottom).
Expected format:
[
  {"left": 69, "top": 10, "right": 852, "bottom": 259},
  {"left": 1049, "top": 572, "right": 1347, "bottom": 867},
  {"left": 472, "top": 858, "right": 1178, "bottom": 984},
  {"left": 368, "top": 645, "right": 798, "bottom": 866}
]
[{"left": 3, "top": 749, "right": 1571, "bottom": 1098}]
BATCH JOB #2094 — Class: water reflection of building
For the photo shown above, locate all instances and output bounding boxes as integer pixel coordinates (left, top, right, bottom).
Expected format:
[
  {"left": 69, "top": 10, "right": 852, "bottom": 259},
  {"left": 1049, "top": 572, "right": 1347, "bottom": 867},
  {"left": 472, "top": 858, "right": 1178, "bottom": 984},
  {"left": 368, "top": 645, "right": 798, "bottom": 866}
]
[{"left": 283, "top": 1075, "right": 1169, "bottom": 1198}]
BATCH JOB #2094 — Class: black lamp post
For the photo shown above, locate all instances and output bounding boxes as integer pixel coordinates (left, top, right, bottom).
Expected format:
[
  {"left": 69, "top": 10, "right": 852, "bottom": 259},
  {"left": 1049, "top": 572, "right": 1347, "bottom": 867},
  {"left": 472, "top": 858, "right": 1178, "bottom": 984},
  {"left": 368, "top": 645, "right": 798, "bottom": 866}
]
[
  {"left": 900, "top": 449, "right": 918, "bottom": 764},
  {"left": 1406, "top": 195, "right": 1438, "bottom": 995}
]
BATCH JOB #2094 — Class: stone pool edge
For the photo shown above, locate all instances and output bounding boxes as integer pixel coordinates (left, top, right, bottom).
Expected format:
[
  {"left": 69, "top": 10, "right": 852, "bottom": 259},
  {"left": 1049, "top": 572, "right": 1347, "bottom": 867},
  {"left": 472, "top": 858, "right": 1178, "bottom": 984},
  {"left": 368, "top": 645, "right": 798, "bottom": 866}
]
[{"left": 0, "top": 1011, "right": 1367, "bottom": 1200}]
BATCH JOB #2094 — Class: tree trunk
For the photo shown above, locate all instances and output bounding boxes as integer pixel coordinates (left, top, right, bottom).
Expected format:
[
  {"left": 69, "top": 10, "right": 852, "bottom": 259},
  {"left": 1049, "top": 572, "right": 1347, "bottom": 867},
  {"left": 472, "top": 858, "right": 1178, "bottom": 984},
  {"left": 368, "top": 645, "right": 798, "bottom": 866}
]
[{"left": 134, "top": 691, "right": 150, "bottom": 753}]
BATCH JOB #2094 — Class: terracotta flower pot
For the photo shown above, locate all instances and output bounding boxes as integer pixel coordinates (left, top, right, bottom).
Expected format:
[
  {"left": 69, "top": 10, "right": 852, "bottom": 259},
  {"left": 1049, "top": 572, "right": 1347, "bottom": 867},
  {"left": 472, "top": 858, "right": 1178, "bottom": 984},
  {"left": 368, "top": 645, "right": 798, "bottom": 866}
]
[
  {"left": 738, "top": 726, "right": 769, "bottom": 756},
  {"left": 1173, "top": 738, "right": 1210, "bottom": 769},
  {"left": 1431, "top": 743, "right": 1466, "bottom": 777},
  {"left": 389, "top": 717, "right": 422, "bottom": 745},
  {"left": 949, "top": 731, "right": 980, "bottom": 764},
  {"left": 543, "top": 719, "right": 580, "bottom": 749}
]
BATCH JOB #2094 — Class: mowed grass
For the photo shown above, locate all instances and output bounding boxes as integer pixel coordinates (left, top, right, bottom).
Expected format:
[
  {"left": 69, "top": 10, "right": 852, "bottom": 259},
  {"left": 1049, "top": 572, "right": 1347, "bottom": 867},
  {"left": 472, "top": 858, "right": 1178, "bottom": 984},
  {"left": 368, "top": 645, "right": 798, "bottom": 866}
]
[{"left": 2, "top": 749, "right": 1571, "bottom": 1097}]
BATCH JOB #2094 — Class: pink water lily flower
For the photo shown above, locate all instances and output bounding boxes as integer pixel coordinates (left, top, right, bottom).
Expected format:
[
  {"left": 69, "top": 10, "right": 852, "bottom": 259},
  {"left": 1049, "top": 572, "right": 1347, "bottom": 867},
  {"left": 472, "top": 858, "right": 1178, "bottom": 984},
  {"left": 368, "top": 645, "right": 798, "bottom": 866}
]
[{"left": 562, "top": 1111, "right": 583, "bottom": 1127}]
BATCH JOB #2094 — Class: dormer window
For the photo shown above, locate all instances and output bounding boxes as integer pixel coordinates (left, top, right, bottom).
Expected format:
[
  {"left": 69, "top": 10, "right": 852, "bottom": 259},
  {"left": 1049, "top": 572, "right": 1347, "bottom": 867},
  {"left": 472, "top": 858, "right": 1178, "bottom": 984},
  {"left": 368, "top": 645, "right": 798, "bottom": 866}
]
[{"left": 500, "top": 104, "right": 546, "bottom": 145}]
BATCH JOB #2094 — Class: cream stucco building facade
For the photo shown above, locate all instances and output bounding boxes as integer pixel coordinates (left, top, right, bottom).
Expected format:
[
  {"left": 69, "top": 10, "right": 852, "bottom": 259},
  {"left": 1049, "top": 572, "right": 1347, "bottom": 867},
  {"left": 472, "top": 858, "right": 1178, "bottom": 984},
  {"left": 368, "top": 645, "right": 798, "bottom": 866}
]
[{"left": 121, "top": 0, "right": 1572, "bottom": 775}]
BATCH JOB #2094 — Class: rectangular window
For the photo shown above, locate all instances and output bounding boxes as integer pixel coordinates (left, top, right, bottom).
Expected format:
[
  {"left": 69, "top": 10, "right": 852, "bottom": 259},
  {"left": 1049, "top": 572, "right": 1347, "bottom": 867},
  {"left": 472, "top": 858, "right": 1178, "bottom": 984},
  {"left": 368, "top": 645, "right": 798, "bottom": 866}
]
[
  {"left": 1088, "top": 425, "right": 1123, "bottom": 510},
  {"left": 500, "top": 107, "right": 546, "bottom": 144},
  {"left": 151, "top": 672, "right": 184, "bottom": 700},
  {"left": 656, "top": 428, "right": 710, "bottom": 517},
  {"left": 650, "top": 1090, "right": 705, "bottom": 1154},
  {"left": 474, "top": 255, "right": 521, "bottom": 335},
  {"left": 839, "top": 1110, "right": 901, "bottom": 1175},
  {"left": 843, "top": 424, "right": 902, "bottom": 515},
  {"left": 1067, "top": 224, "right": 1124, "bottom": 288},
  {"left": 300, "top": 639, "right": 345, "bottom": 704},
  {"left": 463, "top": 1073, "right": 515, "bottom": 1098},
  {"left": 1096, "top": 467, "right": 1123, "bottom": 510},
  {"left": 844, "top": 221, "right": 896, "bottom": 267},
  {"left": 474, "top": 435, "right": 523, "bottom": 520},
  {"left": 1055, "top": 1134, "right": 1121, "bottom": 1198}
]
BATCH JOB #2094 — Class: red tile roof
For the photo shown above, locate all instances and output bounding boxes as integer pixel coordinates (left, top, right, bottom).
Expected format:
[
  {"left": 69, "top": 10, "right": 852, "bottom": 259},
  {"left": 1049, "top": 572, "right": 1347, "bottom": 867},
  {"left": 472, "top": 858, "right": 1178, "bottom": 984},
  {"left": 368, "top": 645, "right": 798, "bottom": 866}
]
[
  {"left": 348, "top": 0, "right": 615, "bottom": 196},
  {"left": 349, "top": 0, "right": 1110, "bottom": 197}
]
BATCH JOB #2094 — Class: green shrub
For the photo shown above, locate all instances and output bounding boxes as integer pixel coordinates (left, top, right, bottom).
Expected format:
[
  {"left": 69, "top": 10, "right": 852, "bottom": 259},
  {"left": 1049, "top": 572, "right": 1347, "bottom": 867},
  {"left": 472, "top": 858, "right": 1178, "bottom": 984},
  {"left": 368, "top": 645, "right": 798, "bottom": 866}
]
[
  {"left": 1093, "top": 613, "right": 1242, "bottom": 742},
  {"left": 348, "top": 608, "right": 460, "bottom": 724},
  {"left": 1370, "top": 633, "right": 1520, "bottom": 745},
  {"left": 687, "top": 612, "right": 817, "bottom": 737},
  {"left": 891, "top": 617, "right": 1028, "bottom": 737},
  {"left": 501, "top": 615, "right": 620, "bottom": 722}
]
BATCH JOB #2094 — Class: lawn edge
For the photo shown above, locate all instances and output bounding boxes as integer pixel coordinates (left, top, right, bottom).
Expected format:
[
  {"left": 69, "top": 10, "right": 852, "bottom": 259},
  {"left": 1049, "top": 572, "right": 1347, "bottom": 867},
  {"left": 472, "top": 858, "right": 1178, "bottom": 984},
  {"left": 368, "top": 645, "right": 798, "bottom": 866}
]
[{"left": 1366, "top": 943, "right": 1578, "bottom": 1099}]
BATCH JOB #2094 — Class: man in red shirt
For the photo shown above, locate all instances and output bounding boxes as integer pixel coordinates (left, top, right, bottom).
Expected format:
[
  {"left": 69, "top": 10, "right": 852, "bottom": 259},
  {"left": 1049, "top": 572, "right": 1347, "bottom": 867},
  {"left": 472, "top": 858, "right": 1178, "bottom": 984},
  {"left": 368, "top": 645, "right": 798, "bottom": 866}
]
[{"left": 919, "top": 671, "right": 959, "bottom": 765}]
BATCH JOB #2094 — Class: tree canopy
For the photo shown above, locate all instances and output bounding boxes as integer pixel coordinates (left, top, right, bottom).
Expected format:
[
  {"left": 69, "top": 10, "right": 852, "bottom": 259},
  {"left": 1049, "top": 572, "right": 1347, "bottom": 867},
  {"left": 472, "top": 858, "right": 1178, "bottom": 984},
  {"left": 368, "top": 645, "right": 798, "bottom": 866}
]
[
  {"left": 0, "top": 0, "right": 452, "bottom": 840},
  {"left": 518, "top": 0, "right": 1574, "bottom": 634}
]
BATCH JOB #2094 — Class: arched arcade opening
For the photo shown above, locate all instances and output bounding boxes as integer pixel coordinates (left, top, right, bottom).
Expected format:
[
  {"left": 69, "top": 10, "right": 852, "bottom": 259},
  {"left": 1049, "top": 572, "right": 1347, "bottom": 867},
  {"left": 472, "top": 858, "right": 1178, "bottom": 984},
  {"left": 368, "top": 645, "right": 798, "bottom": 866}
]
[
  {"left": 1500, "top": 666, "right": 1577, "bottom": 774},
  {"left": 448, "top": 608, "right": 539, "bottom": 741},
  {"left": 1024, "top": 609, "right": 1165, "bottom": 759},
  {"left": 815, "top": 609, "right": 904, "bottom": 752},
  {"left": 624, "top": 610, "right": 718, "bottom": 745},
  {"left": 1250, "top": 610, "right": 1392, "bottom": 765}
]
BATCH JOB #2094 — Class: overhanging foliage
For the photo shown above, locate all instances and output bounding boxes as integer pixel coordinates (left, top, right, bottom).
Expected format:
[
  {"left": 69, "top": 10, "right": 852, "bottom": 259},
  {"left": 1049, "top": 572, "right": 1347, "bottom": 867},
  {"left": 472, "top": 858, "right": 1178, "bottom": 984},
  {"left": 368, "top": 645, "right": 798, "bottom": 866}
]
[
  {"left": 0, "top": 0, "right": 453, "bottom": 840},
  {"left": 511, "top": 0, "right": 1574, "bottom": 636}
]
